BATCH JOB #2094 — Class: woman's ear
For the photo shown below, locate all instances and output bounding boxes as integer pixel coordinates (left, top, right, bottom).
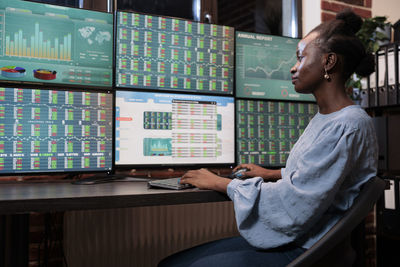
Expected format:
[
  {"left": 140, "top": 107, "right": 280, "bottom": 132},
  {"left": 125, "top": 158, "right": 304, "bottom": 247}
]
[{"left": 324, "top": 52, "right": 337, "bottom": 71}]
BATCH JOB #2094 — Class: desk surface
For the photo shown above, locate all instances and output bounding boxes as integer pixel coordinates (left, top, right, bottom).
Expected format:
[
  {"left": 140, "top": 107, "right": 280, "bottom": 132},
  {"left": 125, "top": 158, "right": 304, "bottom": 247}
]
[{"left": 0, "top": 181, "right": 230, "bottom": 214}]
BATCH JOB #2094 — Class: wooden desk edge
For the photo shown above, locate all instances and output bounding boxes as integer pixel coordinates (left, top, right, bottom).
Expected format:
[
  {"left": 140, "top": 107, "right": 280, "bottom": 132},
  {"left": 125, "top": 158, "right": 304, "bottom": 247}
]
[{"left": 0, "top": 181, "right": 231, "bottom": 214}]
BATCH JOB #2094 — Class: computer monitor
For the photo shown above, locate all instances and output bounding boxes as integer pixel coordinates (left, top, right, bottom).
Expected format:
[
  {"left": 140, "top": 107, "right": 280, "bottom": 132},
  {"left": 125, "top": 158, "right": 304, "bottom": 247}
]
[
  {"left": 115, "top": 11, "right": 235, "bottom": 94},
  {"left": 115, "top": 90, "right": 235, "bottom": 166},
  {"left": 236, "top": 99, "right": 318, "bottom": 167},
  {"left": 0, "top": 87, "right": 113, "bottom": 174},
  {"left": 0, "top": 0, "right": 113, "bottom": 88},
  {"left": 235, "top": 31, "right": 315, "bottom": 101}
]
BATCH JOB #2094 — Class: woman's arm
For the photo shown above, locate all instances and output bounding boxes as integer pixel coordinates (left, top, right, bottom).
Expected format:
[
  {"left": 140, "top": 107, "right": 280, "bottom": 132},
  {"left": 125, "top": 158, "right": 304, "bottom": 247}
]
[
  {"left": 180, "top": 164, "right": 281, "bottom": 193},
  {"left": 180, "top": 168, "right": 231, "bottom": 193},
  {"left": 233, "top": 163, "right": 282, "bottom": 181}
]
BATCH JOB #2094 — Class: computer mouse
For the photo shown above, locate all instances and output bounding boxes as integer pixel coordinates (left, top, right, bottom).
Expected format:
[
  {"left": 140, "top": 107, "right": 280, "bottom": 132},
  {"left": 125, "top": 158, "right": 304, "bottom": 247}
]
[{"left": 229, "top": 168, "right": 249, "bottom": 179}]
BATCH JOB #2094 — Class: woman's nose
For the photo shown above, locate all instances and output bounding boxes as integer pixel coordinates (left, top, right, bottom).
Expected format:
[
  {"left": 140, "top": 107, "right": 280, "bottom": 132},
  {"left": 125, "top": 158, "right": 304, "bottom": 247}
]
[{"left": 290, "top": 65, "right": 297, "bottom": 74}]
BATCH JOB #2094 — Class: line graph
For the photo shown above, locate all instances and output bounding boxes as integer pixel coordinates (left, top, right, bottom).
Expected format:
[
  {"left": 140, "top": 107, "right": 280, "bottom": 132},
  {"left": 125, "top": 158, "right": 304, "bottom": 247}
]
[
  {"left": 235, "top": 31, "right": 315, "bottom": 101},
  {"left": 244, "top": 47, "right": 296, "bottom": 81}
]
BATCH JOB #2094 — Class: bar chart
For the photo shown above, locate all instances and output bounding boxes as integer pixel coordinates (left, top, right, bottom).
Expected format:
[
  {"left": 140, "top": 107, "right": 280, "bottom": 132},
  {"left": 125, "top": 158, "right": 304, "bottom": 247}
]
[
  {"left": 5, "top": 23, "right": 72, "bottom": 61},
  {"left": 0, "top": 0, "right": 113, "bottom": 87}
]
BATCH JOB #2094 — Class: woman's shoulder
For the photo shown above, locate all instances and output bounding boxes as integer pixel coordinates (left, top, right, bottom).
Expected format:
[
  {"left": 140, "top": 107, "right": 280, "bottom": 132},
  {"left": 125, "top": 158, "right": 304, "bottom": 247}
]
[
  {"left": 331, "top": 105, "right": 373, "bottom": 131},
  {"left": 313, "top": 105, "right": 373, "bottom": 133},
  {"left": 337, "top": 105, "right": 371, "bottom": 121}
]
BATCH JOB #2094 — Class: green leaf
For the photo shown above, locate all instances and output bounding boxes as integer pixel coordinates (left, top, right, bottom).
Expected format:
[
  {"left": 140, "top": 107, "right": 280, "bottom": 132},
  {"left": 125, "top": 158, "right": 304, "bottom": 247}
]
[
  {"left": 349, "top": 16, "right": 388, "bottom": 86},
  {"left": 372, "top": 42, "right": 380, "bottom": 53}
]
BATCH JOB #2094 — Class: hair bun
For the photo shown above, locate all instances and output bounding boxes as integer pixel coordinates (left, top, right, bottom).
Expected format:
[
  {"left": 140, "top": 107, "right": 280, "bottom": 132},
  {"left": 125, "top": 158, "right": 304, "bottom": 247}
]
[
  {"left": 355, "top": 53, "right": 375, "bottom": 77},
  {"left": 336, "top": 9, "right": 363, "bottom": 35}
]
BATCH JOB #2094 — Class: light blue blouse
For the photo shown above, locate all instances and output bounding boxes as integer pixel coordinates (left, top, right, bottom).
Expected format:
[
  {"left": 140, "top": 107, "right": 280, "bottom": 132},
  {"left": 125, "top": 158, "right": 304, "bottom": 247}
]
[{"left": 227, "top": 105, "right": 378, "bottom": 249}]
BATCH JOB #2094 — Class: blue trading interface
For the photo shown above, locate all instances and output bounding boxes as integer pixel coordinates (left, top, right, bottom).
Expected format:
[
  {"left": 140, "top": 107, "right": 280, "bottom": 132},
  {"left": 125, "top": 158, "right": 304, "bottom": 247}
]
[
  {"left": 236, "top": 99, "right": 318, "bottom": 167},
  {"left": 116, "top": 11, "right": 235, "bottom": 94},
  {"left": 0, "top": 87, "right": 113, "bottom": 174}
]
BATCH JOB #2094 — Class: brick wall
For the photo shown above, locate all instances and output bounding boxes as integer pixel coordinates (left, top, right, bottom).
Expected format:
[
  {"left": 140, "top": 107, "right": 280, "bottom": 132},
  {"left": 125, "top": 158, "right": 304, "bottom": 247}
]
[{"left": 321, "top": 0, "right": 372, "bottom": 21}]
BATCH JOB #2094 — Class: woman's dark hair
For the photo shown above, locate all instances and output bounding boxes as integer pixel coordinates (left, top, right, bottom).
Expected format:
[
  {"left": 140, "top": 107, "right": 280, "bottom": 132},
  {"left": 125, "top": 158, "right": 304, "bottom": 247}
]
[{"left": 310, "top": 9, "right": 375, "bottom": 80}]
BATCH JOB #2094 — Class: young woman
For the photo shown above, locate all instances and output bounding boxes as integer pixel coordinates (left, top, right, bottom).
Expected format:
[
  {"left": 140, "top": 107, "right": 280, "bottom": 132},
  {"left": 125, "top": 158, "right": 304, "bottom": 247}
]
[{"left": 158, "top": 9, "right": 378, "bottom": 267}]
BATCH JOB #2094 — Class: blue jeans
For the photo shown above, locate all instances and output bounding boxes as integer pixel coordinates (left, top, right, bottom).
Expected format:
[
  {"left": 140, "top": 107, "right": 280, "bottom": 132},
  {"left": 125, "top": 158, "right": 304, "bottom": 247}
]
[{"left": 158, "top": 236, "right": 306, "bottom": 267}]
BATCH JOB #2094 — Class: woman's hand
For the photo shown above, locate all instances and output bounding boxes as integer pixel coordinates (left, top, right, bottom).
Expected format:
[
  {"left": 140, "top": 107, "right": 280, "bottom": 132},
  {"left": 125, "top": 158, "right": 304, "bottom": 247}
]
[
  {"left": 232, "top": 163, "right": 282, "bottom": 181},
  {"left": 180, "top": 168, "right": 231, "bottom": 193}
]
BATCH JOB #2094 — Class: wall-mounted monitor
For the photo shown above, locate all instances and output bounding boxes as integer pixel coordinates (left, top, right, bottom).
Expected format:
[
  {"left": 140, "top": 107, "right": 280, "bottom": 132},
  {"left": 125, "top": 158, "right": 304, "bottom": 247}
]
[
  {"left": 236, "top": 99, "right": 317, "bottom": 167},
  {"left": 115, "top": 91, "right": 235, "bottom": 166},
  {"left": 115, "top": 11, "right": 235, "bottom": 94},
  {"left": 0, "top": 0, "right": 113, "bottom": 88},
  {"left": 0, "top": 87, "right": 113, "bottom": 174},
  {"left": 235, "top": 31, "right": 314, "bottom": 101}
]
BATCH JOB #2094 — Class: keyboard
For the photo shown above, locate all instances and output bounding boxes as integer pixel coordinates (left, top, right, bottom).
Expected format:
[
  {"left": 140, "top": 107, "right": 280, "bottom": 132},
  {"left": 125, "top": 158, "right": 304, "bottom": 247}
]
[{"left": 148, "top": 177, "right": 194, "bottom": 190}]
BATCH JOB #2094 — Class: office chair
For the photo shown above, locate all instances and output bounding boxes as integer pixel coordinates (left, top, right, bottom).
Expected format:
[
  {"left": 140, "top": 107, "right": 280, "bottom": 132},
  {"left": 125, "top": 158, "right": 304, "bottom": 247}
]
[{"left": 287, "top": 176, "right": 386, "bottom": 267}]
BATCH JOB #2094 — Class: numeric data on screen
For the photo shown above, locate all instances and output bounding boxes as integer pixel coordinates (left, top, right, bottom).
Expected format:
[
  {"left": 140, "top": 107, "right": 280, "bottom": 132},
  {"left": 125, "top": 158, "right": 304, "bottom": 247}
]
[
  {"left": 0, "top": 88, "right": 113, "bottom": 174},
  {"left": 236, "top": 99, "right": 318, "bottom": 167},
  {"left": 116, "top": 11, "right": 234, "bottom": 94},
  {"left": 115, "top": 91, "right": 235, "bottom": 165},
  {"left": 0, "top": 0, "right": 113, "bottom": 87}
]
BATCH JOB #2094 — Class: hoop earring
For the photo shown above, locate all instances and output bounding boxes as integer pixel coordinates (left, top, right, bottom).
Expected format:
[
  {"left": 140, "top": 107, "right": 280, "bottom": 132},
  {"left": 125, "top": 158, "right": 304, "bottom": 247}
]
[{"left": 324, "top": 68, "right": 331, "bottom": 81}]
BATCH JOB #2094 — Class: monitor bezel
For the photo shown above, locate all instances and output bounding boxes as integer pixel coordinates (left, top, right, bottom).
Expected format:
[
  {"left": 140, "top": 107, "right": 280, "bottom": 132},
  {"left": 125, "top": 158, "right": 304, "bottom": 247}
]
[
  {"left": 0, "top": 86, "right": 115, "bottom": 177},
  {"left": 0, "top": 0, "right": 114, "bottom": 90},
  {"left": 114, "top": 89, "right": 236, "bottom": 168}
]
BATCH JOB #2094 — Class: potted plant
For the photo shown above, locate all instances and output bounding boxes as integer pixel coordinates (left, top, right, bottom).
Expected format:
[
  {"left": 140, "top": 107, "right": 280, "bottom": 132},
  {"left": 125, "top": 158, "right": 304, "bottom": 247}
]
[{"left": 346, "top": 15, "right": 389, "bottom": 102}]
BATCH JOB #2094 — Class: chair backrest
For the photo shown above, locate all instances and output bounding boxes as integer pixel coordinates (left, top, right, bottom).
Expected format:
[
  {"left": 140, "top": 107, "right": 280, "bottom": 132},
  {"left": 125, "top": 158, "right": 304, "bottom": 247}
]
[{"left": 287, "top": 176, "right": 386, "bottom": 267}]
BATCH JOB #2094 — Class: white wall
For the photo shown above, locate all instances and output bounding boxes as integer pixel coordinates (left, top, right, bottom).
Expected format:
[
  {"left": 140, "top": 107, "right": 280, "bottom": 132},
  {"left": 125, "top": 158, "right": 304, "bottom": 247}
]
[
  {"left": 372, "top": 0, "right": 400, "bottom": 24},
  {"left": 302, "top": 0, "right": 321, "bottom": 37}
]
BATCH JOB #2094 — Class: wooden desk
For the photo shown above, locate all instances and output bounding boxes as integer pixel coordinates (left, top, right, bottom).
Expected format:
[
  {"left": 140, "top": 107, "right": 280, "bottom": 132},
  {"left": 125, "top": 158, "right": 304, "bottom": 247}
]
[
  {"left": 0, "top": 181, "right": 230, "bottom": 267},
  {"left": 0, "top": 181, "right": 230, "bottom": 214}
]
